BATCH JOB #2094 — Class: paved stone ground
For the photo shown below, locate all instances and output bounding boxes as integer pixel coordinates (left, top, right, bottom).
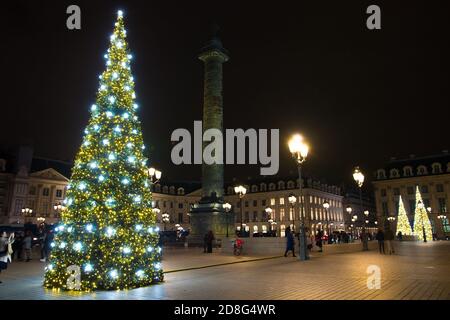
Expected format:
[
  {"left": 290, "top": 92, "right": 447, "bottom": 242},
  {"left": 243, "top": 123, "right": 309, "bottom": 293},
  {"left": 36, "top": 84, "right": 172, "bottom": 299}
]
[{"left": 0, "top": 241, "right": 449, "bottom": 300}]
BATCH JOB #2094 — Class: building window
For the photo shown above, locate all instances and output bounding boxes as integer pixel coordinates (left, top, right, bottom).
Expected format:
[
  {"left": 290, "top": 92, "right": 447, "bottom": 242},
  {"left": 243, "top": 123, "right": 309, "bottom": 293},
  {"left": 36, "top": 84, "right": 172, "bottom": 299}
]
[
  {"left": 244, "top": 212, "right": 249, "bottom": 223},
  {"left": 56, "top": 189, "right": 63, "bottom": 198},
  {"left": 389, "top": 169, "right": 400, "bottom": 178},
  {"left": 43, "top": 188, "right": 50, "bottom": 197},
  {"left": 280, "top": 208, "right": 285, "bottom": 221},
  {"left": 262, "top": 199, "right": 266, "bottom": 207},
  {"left": 29, "top": 186, "right": 36, "bottom": 195},
  {"left": 279, "top": 198, "right": 284, "bottom": 205},
  {"left": 245, "top": 201, "right": 249, "bottom": 207},
  {"left": 377, "top": 169, "right": 386, "bottom": 179},
  {"left": 269, "top": 183, "right": 276, "bottom": 191},
  {"left": 270, "top": 198, "right": 275, "bottom": 206},
  {"left": 407, "top": 186, "right": 414, "bottom": 195},
  {"left": 253, "top": 200, "right": 257, "bottom": 207},
  {"left": 417, "top": 165, "right": 428, "bottom": 175},
  {"left": 393, "top": 188, "right": 400, "bottom": 196},
  {"left": 432, "top": 163, "right": 442, "bottom": 174},
  {"left": 163, "top": 201, "right": 166, "bottom": 208},
  {"left": 253, "top": 211, "right": 258, "bottom": 222},
  {"left": 178, "top": 203, "right": 183, "bottom": 209},
  {"left": 382, "top": 202, "right": 388, "bottom": 216},
  {"left": 443, "top": 217, "right": 450, "bottom": 233},
  {"left": 439, "top": 198, "right": 447, "bottom": 213},
  {"left": 380, "top": 189, "right": 387, "bottom": 197},
  {"left": 436, "top": 184, "right": 444, "bottom": 193},
  {"left": 14, "top": 199, "right": 24, "bottom": 216},
  {"left": 260, "top": 183, "right": 267, "bottom": 192},
  {"left": 178, "top": 213, "right": 183, "bottom": 223},
  {"left": 403, "top": 166, "right": 413, "bottom": 177},
  {"left": 420, "top": 185, "right": 428, "bottom": 194},
  {"left": 262, "top": 210, "right": 267, "bottom": 221},
  {"left": 251, "top": 185, "right": 258, "bottom": 193},
  {"left": 170, "top": 202, "right": 173, "bottom": 209}
]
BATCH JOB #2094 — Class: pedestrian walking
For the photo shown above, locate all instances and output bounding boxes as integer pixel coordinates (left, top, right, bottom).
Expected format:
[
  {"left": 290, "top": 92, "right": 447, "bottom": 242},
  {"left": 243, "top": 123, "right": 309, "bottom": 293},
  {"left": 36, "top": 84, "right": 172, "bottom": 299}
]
[
  {"left": 12, "top": 232, "right": 23, "bottom": 261},
  {"left": 206, "top": 230, "right": 214, "bottom": 253},
  {"left": 40, "top": 229, "right": 54, "bottom": 262},
  {"left": 284, "top": 227, "right": 296, "bottom": 257},
  {"left": 385, "top": 228, "right": 395, "bottom": 254},
  {"left": 397, "top": 231, "right": 403, "bottom": 241},
  {"left": 376, "top": 229, "right": 385, "bottom": 254},
  {"left": 316, "top": 229, "right": 323, "bottom": 252},
  {"left": 23, "top": 231, "right": 32, "bottom": 262}
]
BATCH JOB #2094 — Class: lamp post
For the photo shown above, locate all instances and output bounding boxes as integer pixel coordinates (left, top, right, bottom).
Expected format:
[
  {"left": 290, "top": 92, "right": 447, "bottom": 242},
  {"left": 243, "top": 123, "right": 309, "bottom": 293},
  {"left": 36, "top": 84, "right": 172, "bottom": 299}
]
[
  {"left": 417, "top": 201, "right": 427, "bottom": 242},
  {"left": 288, "top": 133, "right": 309, "bottom": 261},
  {"left": 323, "top": 201, "right": 330, "bottom": 240},
  {"left": 437, "top": 212, "right": 447, "bottom": 240},
  {"left": 353, "top": 166, "right": 368, "bottom": 251},
  {"left": 21, "top": 207, "right": 33, "bottom": 224},
  {"left": 162, "top": 212, "right": 170, "bottom": 231},
  {"left": 234, "top": 185, "right": 247, "bottom": 236},
  {"left": 265, "top": 206, "right": 275, "bottom": 236},
  {"left": 147, "top": 167, "right": 162, "bottom": 191},
  {"left": 53, "top": 203, "right": 66, "bottom": 220},
  {"left": 288, "top": 194, "right": 297, "bottom": 233},
  {"left": 223, "top": 202, "right": 232, "bottom": 238}
]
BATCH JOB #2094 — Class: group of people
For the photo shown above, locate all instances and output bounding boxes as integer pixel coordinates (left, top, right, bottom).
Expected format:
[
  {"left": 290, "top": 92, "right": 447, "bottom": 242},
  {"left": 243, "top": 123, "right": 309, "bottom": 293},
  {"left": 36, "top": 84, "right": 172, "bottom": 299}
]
[
  {"left": 284, "top": 227, "right": 326, "bottom": 257},
  {"left": 375, "top": 228, "right": 396, "bottom": 254},
  {"left": 203, "top": 230, "right": 215, "bottom": 253}
]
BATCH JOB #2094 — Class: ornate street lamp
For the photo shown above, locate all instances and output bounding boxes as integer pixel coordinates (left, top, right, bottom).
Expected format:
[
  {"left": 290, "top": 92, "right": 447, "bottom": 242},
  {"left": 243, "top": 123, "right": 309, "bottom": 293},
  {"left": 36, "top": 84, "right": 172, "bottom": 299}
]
[
  {"left": 323, "top": 201, "right": 331, "bottom": 238},
  {"left": 162, "top": 212, "right": 170, "bottom": 231},
  {"left": 353, "top": 166, "right": 368, "bottom": 250},
  {"left": 53, "top": 203, "right": 66, "bottom": 219},
  {"left": 437, "top": 211, "right": 447, "bottom": 240},
  {"left": 21, "top": 207, "right": 33, "bottom": 223},
  {"left": 288, "top": 133, "right": 309, "bottom": 261},
  {"left": 147, "top": 167, "right": 162, "bottom": 191},
  {"left": 223, "top": 202, "right": 232, "bottom": 238},
  {"left": 234, "top": 185, "right": 247, "bottom": 236},
  {"left": 288, "top": 194, "right": 297, "bottom": 232}
]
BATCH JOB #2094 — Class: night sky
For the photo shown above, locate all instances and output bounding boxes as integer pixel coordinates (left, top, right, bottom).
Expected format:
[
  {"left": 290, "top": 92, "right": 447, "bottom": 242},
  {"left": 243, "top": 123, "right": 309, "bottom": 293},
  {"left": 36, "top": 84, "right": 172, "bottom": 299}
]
[{"left": 3, "top": 0, "right": 449, "bottom": 187}]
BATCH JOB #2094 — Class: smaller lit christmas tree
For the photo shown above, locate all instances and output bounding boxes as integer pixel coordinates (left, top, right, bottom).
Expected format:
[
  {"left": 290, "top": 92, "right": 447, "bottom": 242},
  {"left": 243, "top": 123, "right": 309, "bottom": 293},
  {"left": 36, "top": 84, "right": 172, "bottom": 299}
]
[
  {"left": 413, "top": 186, "right": 433, "bottom": 241},
  {"left": 396, "top": 195, "right": 412, "bottom": 236}
]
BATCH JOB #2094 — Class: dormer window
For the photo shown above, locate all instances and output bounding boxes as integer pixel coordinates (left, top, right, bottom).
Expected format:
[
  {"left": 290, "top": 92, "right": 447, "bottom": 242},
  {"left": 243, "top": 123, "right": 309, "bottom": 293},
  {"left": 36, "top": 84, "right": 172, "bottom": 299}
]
[
  {"left": 278, "top": 181, "right": 285, "bottom": 190},
  {"left": 177, "top": 187, "right": 185, "bottom": 195},
  {"left": 269, "top": 183, "right": 276, "bottom": 191},
  {"left": 260, "top": 183, "right": 267, "bottom": 192},
  {"left": 389, "top": 169, "right": 400, "bottom": 178},
  {"left": 432, "top": 163, "right": 442, "bottom": 174},
  {"left": 287, "top": 181, "right": 295, "bottom": 189},
  {"left": 251, "top": 185, "right": 258, "bottom": 193},
  {"left": 403, "top": 166, "right": 413, "bottom": 177},
  {"left": 377, "top": 169, "right": 386, "bottom": 179},
  {"left": 417, "top": 165, "right": 428, "bottom": 175}
]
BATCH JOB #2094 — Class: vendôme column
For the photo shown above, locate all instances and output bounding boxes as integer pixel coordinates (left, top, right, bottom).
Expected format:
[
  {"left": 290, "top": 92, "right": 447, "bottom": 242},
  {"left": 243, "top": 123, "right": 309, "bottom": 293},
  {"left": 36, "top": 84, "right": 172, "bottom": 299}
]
[{"left": 189, "top": 26, "right": 232, "bottom": 244}]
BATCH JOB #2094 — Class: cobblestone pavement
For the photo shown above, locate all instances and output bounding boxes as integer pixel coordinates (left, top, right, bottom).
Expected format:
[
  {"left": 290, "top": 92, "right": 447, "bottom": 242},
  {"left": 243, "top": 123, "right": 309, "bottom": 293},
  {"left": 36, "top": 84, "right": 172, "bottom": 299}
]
[{"left": 0, "top": 241, "right": 449, "bottom": 300}]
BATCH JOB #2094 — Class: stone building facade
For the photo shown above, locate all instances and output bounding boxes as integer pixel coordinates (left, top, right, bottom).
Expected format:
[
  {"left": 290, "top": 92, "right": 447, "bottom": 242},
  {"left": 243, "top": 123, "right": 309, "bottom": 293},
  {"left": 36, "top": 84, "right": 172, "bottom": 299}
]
[{"left": 372, "top": 151, "right": 450, "bottom": 238}]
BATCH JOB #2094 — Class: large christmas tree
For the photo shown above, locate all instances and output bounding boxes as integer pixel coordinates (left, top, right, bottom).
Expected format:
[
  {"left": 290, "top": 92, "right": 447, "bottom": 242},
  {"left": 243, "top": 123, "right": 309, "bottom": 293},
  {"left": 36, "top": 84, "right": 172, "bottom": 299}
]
[
  {"left": 396, "top": 195, "right": 412, "bottom": 236},
  {"left": 413, "top": 186, "right": 433, "bottom": 241},
  {"left": 44, "top": 11, "right": 163, "bottom": 291}
]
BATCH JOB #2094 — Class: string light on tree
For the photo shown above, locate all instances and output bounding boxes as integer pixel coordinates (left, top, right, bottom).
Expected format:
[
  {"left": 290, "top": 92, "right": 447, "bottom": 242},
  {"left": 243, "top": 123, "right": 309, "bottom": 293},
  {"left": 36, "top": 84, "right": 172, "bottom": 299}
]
[{"left": 44, "top": 9, "right": 163, "bottom": 291}]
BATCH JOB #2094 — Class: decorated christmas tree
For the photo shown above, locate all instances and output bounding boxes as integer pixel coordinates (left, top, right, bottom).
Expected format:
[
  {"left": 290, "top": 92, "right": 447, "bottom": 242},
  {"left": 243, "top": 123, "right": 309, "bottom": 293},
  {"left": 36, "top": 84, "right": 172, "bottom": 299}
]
[
  {"left": 413, "top": 186, "right": 433, "bottom": 241},
  {"left": 396, "top": 195, "right": 412, "bottom": 236},
  {"left": 44, "top": 10, "right": 163, "bottom": 291}
]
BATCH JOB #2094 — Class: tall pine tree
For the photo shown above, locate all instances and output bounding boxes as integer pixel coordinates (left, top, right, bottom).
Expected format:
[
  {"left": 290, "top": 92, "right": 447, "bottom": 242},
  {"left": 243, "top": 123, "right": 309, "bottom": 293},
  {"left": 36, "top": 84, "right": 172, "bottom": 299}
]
[
  {"left": 413, "top": 186, "right": 433, "bottom": 241},
  {"left": 44, "top": 11, "right": 163, "bottom": 291},
  {"left": 396, "top": 195, "right": 412, "bottom": 236}
]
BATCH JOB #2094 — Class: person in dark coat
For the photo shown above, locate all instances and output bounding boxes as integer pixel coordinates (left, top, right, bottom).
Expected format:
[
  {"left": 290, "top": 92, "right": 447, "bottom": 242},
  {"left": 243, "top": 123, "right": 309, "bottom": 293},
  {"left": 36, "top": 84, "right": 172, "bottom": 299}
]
[
  {"left": 12, "top": 232, "right": 23, "bottom": 261},
  {"left": 376, "top": 229, "right": 385, "bottom": 254},
  {"left": 397, "top": 231, "right": 403, "bottom": 241},
  {"left": 284, "top": 227, "right": 296, "bottom": 257},
  {"left": 206, "top": 230, "right": 215, "bottom": 253},
  {"left": 316, "top": 229, "right": 323, "bottom": 252}
]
